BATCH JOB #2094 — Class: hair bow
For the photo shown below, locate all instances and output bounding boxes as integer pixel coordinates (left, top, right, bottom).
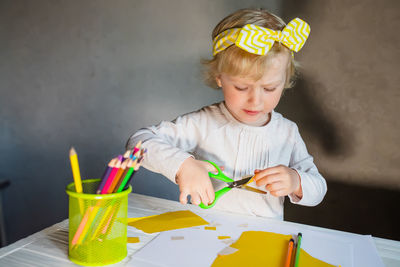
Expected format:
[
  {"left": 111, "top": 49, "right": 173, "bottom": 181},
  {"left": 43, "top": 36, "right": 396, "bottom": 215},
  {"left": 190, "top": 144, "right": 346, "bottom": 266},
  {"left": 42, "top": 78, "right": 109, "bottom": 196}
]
[{"left": 213, "top": 18, "right": 310, "bottom": 56}]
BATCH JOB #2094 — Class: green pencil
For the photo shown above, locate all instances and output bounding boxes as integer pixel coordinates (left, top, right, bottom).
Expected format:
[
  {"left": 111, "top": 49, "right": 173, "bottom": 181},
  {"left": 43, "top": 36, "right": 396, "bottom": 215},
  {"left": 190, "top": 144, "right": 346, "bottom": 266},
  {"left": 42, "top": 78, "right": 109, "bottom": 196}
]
[
  {"left": 294, "top": 232, "right": 302, "bottom": 267},
  {"left": 116, "top": 159, "right": 136, "bottom": 192}
]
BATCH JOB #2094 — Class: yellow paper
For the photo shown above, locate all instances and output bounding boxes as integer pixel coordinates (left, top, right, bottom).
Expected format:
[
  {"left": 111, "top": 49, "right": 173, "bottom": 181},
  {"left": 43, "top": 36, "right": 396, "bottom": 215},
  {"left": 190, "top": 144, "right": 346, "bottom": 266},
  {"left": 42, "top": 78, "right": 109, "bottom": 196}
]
[
  {"left": 128, "top": 210, "right": 208, "bottom": 233},
  {"left": 212, "top": 231, "right": 335, "bottom": 267},
  {"left": 127, "top": 237, "right": 140, "bottom": 243},
  {"left": 218, "top": 236, "right": 231, "bottom": 240},
  {"left": 205, "top": 226, "right": 217, "bottom": 230},
  {"left": 127, "top": 214, "right": 158, "bottom": 223}
]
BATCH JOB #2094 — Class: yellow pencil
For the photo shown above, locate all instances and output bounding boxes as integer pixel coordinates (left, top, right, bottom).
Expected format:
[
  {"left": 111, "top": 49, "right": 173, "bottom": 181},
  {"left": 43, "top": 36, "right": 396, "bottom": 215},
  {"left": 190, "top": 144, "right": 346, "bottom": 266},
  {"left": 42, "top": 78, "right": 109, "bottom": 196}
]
[
  {"left": 69, "top": 147, "right": 83, "bottom": 193},
  {"left": 69, "top": 147, "right": 84, "bottom": 213}
]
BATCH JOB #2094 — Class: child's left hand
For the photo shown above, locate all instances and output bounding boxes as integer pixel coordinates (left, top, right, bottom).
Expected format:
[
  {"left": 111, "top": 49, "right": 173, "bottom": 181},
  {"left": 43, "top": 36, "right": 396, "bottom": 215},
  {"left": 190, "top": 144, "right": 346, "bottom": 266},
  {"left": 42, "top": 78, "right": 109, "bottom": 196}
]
[{"left": 253, "top": 165, "right": 303, "bottom": 198}]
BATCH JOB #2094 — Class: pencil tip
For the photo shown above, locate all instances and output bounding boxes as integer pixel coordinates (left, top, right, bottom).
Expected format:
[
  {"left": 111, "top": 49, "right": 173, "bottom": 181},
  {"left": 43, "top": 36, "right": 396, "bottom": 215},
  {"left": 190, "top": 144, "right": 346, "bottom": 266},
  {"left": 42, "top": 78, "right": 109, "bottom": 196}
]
[{"left": 70, "top": 147, "right": 76, "bottom": 155}]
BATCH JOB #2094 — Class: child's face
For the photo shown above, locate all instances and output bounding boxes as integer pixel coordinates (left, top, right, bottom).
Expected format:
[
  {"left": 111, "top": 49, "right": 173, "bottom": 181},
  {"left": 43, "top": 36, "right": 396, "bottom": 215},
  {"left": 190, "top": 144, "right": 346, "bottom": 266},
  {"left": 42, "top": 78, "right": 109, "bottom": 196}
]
[{"left": 216, "top": 52, "right": 290, "bottom": 126}]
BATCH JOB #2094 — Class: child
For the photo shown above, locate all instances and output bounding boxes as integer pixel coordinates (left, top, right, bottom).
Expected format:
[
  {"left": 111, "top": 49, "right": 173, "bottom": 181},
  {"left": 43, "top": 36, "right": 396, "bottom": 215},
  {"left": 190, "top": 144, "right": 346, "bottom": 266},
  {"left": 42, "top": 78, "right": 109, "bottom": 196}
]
[{"left": 127, "top": 8, "right": 327, "bottom": 220}]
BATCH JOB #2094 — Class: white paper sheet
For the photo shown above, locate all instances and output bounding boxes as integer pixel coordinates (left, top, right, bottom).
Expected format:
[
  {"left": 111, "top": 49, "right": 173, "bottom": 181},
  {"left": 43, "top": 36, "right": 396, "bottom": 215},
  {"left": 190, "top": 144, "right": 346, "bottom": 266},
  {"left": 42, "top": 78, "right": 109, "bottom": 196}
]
[{"left": 127, "top": 212, "right": 384, "bottom": 267}]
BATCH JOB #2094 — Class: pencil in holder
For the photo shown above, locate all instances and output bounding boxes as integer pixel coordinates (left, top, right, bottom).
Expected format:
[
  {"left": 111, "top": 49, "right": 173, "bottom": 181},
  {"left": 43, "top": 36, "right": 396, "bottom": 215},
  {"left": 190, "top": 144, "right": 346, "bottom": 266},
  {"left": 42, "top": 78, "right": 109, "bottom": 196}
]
[{"left": 66, "top": 179, "right": 131, "bottom": 266}]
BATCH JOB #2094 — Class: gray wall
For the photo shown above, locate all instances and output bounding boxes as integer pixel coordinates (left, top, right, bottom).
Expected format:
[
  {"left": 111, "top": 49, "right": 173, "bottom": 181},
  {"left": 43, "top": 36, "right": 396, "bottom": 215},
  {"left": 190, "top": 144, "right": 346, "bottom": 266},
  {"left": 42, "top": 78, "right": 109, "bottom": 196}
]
[{"left": 0, "top": 0, "right": 399, "bottom": 246}]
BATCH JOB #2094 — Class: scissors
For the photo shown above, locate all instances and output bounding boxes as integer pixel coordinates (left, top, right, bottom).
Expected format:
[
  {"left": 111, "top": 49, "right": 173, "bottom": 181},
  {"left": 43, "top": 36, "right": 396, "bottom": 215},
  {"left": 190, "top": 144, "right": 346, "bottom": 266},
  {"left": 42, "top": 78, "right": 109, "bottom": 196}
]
[{"left": 199, "top": 160, "right": 254, "bottom": 209}]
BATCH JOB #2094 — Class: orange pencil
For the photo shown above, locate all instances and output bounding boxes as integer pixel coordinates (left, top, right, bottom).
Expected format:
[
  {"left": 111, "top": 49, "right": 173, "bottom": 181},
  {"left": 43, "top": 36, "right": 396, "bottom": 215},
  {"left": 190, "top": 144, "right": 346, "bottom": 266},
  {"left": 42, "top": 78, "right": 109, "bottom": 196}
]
[
  {"left": 101, "top": 156, "right": 122, "bottom": 194},
  {"left": 284, "top": 238, "right": 294, "bottom": 267},
  {"left": 114, "top": 159, "right": 134, "bottom": 193},
  {"left": 108, "top": 160, "right": 128, "bottom": 193}
]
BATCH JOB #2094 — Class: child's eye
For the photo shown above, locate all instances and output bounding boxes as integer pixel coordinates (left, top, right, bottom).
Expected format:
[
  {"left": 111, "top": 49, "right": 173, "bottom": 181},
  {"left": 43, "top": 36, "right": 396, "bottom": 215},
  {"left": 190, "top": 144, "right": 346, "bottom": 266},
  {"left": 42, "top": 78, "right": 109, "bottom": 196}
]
[
  {"left": 235, "top": 86, "right": 248, "bottom": 91},
  {"left": 264, "top": 87, "right": 276, "bottom": 92}
]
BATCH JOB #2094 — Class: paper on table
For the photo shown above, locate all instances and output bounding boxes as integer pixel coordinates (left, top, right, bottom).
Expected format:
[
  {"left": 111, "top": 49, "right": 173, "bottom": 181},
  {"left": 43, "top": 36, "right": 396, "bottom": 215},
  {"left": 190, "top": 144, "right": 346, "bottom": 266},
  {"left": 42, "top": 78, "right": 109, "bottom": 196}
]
[
  {"left": 127, "top": 212, "right": 383, "bottom": 267},
  {"left": 212, "top": 231, "right": 292, "bottom": 266},
  {"left": 212, "top": 231, "right": 335, "bottom": 267},
  {"left": 128, "top": 210, "right": 208, "bottom": 234}
]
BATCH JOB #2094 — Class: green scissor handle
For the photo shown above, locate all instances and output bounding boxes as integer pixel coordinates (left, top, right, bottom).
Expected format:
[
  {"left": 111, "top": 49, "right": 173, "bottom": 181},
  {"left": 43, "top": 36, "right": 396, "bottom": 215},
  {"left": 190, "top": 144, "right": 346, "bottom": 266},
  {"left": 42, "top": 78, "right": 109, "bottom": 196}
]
[
  {"left": 204, "top": 160, "right": 233, "bottom": 183},
  {"left": 199, "top": 187, "right": 232, "bottom": 209},
  {"left": 199, "top": 160, "right": 234, "bottom": 209}
]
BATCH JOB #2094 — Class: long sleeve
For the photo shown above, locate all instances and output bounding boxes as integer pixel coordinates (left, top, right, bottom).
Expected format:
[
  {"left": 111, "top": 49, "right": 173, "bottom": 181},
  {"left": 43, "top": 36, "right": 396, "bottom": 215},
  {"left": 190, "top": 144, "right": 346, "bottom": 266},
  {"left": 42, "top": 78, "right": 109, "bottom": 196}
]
[
  {"left": 126, "top": 111, "right": 203, "bottom": 183},
  {"left": 288, "top": 126, "right": 327, "bottom": 206}
]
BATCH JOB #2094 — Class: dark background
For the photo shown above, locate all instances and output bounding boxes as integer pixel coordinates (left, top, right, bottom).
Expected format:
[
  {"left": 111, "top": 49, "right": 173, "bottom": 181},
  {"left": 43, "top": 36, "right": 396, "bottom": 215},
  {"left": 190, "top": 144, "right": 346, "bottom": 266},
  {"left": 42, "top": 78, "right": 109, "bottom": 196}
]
[{"left": 0, "top": 0, "right": 399, "bottom": 247}]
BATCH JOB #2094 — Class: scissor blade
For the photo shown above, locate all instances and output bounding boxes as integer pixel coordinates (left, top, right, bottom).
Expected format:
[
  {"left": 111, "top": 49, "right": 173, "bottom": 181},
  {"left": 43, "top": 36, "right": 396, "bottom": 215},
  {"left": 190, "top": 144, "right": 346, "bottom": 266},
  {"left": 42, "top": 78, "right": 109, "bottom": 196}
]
[{"left": 230, "top": 175, "right": 253, "bottom": 188}]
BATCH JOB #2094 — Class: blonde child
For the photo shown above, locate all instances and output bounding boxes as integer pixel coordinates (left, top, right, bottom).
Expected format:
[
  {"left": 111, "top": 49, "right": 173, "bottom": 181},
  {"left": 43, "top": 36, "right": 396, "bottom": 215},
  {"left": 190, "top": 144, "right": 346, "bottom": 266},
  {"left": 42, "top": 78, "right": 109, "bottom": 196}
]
[{"left": 127, "top": 8, "right": 327, "bottom": 220}]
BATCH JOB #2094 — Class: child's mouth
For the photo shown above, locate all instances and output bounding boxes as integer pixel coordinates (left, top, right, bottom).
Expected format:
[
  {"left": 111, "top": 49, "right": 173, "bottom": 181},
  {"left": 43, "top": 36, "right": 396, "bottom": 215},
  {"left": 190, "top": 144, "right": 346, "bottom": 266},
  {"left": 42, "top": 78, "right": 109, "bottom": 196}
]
[{"left": 243, "top": 109, "right": 260, "bottom": 116}]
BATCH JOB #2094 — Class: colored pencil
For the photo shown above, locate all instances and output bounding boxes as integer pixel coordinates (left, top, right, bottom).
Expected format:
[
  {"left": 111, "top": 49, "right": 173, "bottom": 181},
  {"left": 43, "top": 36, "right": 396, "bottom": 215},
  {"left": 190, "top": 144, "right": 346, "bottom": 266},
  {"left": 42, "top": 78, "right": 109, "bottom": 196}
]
[
  {"left": 284, "top": 238, "right": 294, "bottom": 267},
  {"left": 116, "top": 158, "right": 137, "bottom": 193},
  {"left": 121, "top": 154, "right": 144, "bottom": 192},
  {"left": 69, "top": 147, "right": 83, "bottom": 193},
  {"left": 101, "top": 156, "right": 122, "bottom": 194},
  {"left": 114, "top": 159, "right": 133, "bottom": 193},
  {"left": 108, "top": 159, "right": 128, "bottom": 193},
  {"left": 294, "top": 233, "right": 302, "bottom": 267},
  {"left": 96, "top": 158, "right": 116, "bottom": 194},
  {"left": 69, "top": 147, "right": 84, "bottom": 213},
  {"left": 123, "top": 149, "right": 132, "bottom": 160},
  {"left": 130, "top": 140, "right": 142, "bottom": 159}
]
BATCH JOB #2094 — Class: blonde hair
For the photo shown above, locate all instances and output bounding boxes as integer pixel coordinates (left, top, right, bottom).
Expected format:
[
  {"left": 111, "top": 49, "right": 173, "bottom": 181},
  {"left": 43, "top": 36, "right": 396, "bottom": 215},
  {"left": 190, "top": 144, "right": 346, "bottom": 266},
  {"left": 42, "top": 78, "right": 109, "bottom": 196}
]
[{"left": 203, "top": 8, "right": 298, "bottom": 89}]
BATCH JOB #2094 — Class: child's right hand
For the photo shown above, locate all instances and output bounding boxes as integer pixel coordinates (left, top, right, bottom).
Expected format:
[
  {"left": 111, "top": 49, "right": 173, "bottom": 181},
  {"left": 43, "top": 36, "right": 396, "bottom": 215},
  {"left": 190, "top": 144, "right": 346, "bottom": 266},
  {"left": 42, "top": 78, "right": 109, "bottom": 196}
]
[{"left": 175, "top": 157, "right": 220, "bottom": 206}]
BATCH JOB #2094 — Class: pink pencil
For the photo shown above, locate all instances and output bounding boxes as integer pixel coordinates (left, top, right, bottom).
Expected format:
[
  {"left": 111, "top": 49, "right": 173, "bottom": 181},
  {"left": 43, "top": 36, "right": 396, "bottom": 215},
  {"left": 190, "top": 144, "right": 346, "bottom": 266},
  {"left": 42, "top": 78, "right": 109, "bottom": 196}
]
[{"left": 101, "top": 156, "right": 122, "bottom": 194}]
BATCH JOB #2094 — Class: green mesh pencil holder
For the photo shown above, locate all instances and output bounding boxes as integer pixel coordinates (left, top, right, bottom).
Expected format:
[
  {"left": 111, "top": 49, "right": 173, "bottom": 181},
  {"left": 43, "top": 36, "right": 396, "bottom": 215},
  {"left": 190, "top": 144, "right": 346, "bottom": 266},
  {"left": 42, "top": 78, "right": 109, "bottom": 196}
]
[{"left": 66, "top": 179, "right": 132, "bottom": 266}]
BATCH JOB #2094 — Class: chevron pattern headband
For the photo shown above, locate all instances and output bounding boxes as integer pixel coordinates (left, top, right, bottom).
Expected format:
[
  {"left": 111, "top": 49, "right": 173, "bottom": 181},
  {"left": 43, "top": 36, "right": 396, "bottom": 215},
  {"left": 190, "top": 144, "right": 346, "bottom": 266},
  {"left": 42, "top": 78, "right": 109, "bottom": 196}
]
[{"left": 213, "top": 18, "right": 310, "bottom": 56}]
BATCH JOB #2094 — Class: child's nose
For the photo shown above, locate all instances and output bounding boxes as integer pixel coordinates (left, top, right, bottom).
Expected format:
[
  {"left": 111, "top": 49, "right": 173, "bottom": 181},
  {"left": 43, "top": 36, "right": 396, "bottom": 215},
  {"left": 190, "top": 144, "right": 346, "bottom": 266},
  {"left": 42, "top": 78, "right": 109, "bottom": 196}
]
[{"left": 247, "top": 89, "right": 262, "bottom": 106}]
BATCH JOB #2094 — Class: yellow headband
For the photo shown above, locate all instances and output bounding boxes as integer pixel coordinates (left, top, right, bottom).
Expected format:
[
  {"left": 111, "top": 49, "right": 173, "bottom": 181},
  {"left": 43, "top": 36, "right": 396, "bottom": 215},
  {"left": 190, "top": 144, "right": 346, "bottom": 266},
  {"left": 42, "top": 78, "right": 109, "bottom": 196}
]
[{"left": 213, "top": 18, "right": 310, "bottom": 56}]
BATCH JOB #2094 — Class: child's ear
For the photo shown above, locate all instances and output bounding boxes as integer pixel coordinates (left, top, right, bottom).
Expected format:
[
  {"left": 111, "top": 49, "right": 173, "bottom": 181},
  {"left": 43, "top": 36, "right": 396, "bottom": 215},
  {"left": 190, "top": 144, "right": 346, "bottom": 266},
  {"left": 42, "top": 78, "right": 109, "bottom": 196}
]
[{"left": 215, "top": 75, "right": 222, "bottom": 88}]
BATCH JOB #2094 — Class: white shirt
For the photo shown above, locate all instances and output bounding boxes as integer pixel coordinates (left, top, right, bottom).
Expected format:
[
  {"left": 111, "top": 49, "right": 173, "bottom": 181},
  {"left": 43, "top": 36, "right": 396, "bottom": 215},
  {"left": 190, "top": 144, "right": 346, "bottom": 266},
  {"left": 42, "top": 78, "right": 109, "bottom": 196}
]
[{"left": 127, "top": 102, "right": 327, "bottom": 220}]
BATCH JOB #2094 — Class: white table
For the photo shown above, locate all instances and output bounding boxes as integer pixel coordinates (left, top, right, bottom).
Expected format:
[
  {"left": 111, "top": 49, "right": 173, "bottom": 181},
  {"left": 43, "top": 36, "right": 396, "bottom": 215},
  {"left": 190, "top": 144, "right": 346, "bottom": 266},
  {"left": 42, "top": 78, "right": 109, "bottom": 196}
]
[{"left": 0, "top": 193, "right": 399, "bottom": 266}]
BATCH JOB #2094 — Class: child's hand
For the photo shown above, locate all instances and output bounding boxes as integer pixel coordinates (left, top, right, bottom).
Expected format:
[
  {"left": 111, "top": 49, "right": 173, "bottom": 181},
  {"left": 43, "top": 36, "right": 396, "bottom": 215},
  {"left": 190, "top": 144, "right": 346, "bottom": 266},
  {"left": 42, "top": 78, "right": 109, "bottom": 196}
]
[
  {"left": 175, "top": 158, "right": 221, "bottom": 206},
  {"left": 253, "top": 165, "right": 303, "bottom": 198}
]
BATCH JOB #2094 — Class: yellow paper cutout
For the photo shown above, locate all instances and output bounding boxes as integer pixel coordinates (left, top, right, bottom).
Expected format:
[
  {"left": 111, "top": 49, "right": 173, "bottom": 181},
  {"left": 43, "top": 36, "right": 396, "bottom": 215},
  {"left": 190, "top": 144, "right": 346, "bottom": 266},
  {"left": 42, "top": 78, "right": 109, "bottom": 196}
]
[
  {"left": 128, "top": 210, "right": 208, "bottom": 234},
  {"left": 218, "top": 236, "right": 231, "bottom": 240},
  {"left": 205, "top": 226, "right": 217, "bottom": 230},
  {"left": 127, "top": 214, "right": 157, "bottom": 223},
  {"left": 127, "top": 237, "right": 140, "bottom": 243},
  {"left": 212, "top": 231, "right": 335, "bottom": 267}
]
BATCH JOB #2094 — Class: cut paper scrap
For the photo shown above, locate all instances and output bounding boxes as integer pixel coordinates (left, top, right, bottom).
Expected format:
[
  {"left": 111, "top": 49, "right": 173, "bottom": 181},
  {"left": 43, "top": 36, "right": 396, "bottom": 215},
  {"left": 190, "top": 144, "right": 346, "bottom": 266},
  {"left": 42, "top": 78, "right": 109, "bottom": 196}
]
[
  {"left": 212, "top": 231, "right": 335, "bottom": 267},
  {"left": 171, "top": 236, "right": 184, "bottom": 240},
  {"left": 128, "top": 210, "right": 208, "bottom": 234},
  {"left": 218, "top": 236, "right": 231, "bottom": 240},
  {"left": 205, "top": 226, "right": 217, "bottom": 230},
  {"left": 217, "top": 246, "right": 238, "bottom": 256},
  {"left": 127, "top": 237, "right": 140, "bottom": 243}
]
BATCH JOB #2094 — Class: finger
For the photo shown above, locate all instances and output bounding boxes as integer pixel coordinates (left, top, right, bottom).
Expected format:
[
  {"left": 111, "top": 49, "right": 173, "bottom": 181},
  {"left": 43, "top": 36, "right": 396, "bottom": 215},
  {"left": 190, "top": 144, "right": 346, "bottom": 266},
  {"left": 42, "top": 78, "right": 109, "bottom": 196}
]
[
  {"left": 253, "top": 168, "right": 281, "bottom": 181},
  {"left": 190, "top": 192, "right": 201, "bottom": 206},
  {"left": 206, "top": 187, "right": 215, "bottom": 204},
  {"left": 203, "top": 162, "right": 223, "bottom": 173},
  {"left": 179, "top": 191, "right": 189, "bottom": 204},
  {"left": 270, "top": 189, "right": 287, "bottom": 197},
  {"left": 266, "top": 181, "right": 285, "bottom": 192},
  {"left": 255, "top": 174, "right": 281, "bottom": 187},
  {"left": 199, "top": 191, "right": 210, "bottom": 206}
]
